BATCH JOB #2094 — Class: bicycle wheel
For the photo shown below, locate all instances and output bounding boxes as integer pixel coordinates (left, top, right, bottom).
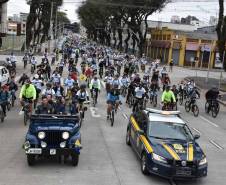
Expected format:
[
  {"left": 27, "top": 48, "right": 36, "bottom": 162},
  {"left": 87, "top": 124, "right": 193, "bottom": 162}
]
[
  {"left": 79, "top": 111, "right": 84, "bottom": 127},
  {"left": 179, "top": 94, "right": 183, "bottom": 105},
  {"left": 24, "top": 112, "right": 28, "bottom": 126},
  {"left": 111, "top": 110, "right": 114, "bottom": 127},
  {"left": 205, "top": 101, "right": 209, "bottom": 113},
  {"left": 185, "top": 101, "right": 190, "bottom": 112},
  {"left": 211, "top": 106, "right": 218, "bottom": 118},
  {"left": 153, "top": 96, "right": 157, "bottom": 107},
  {"left": 193, "top": 105, "right": 199, "bottom": 117},
  {"left": 0, "top": 110, "right": 4, "bottom": 123}
]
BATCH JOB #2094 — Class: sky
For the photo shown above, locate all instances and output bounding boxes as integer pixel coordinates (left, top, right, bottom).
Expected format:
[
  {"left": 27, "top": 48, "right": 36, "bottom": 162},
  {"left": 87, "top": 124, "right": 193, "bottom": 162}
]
[{"left": 7, "top": 0, "right": 226, "bottom": 24}]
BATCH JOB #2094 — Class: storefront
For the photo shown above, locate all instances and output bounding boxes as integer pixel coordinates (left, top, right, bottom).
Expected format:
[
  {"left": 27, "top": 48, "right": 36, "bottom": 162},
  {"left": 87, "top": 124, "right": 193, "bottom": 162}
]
[
  {"left": 184, "top": 42, "right": 199, "bottom": 66},
  {"left": 150, "top": 40, "right": 171, "bottom": 64},
  {"left": 172, "top": 42, "right": 182, "bottom": 65}
]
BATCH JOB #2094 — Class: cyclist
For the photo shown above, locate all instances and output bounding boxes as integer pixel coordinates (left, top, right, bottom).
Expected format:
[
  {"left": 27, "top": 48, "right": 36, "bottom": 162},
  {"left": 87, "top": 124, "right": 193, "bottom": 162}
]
[
  {"left": 133, "top": 83, "right": 146, "bottom": 112},
  {"left": 104, "top": 73, "right": 113, "bottom": 93},
  {"left": 51, "top": 71, "right": 61, "bottom": 84},
  {"left": 89, "top": 76, "right": 101, "bottom": 102},
  {"left": 161, "top": 85, "right": 176, "bottom": 110},
  {"left": 107, "top": 84, "right": 121, "bottom": 119},
  {"left": 23, "top": 53, "right": 29, "bottom": 69},
  {"left": 19, "top": 79, "right": 36, "bottom": 113},
  {"left": 64, "top": 75, "right": 75, "bottom": 98},
  {"left": 32, "top": 74, "right": 44, "bottom": 106},
  {"left": 76, "top": 84, "right": 89, "bottom": 111},
  {"left": 42, "top": 83, "right": 56, "bottom": 98},
  {"left": 7, "top": 77, "right": 18, "bottom": 101},
  {"left": 31, "top": 56, "right": 37, "bottom": 72},
  {"left": 53, "top": 82, "right": 65, "bottom": 98},
  {"left": 205, "top": 86, "right": 220, "bottom": 113},
  {"left": 0, "top": 85, "right": 9, "bottom": 117},
  {"left": 9, "top": 52, "right": 16, "bottom": 68}
]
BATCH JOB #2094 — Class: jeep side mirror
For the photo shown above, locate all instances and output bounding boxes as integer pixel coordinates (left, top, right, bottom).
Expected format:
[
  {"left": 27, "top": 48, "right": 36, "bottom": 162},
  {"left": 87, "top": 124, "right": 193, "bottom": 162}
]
[
  {"left": 194, "top": 134, "right": 200, "bottom": 140},
  {"left": 136, "top": 130, "right": 145, "bottom": 135}
]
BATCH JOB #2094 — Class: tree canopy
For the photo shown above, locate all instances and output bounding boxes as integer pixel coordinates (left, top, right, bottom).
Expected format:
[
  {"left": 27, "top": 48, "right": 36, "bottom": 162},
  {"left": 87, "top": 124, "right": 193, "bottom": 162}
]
[{"left": 78, "top": 0, "right": 169, "bottom": 56}]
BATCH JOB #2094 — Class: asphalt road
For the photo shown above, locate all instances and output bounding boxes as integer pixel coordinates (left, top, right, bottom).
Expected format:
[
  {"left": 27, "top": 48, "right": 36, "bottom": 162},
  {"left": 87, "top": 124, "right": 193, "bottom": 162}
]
[{"left": 0, "top": 55, "right": 226, "bottom": 185}]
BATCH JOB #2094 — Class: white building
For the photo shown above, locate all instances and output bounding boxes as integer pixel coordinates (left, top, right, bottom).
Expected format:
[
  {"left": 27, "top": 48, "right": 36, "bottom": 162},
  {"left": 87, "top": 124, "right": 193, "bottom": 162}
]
[{"left": 171, "top": 16, "right": 181, "bottom": 24}]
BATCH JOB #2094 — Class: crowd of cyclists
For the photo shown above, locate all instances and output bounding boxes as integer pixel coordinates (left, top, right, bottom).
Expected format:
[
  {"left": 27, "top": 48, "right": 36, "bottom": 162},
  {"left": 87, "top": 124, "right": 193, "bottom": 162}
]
[{"left": 0, "top": 35, "right": 222, "bottom": 124}]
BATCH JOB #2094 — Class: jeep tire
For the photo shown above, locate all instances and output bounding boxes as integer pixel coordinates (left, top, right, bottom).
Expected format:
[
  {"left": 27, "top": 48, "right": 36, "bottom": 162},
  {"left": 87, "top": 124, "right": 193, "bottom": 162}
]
[
  {"left": 71, "top": 153, "right": 79, "bottom": 166},
  {"left": 27, "top": 155, "right": 35, "bottom": 166}
]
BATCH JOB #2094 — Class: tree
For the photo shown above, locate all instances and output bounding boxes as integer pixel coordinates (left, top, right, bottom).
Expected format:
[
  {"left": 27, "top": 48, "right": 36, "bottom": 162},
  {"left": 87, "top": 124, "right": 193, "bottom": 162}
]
[
  {"left": 25, "top": 0, "right": 63, "bottom": 49},
  {"left": 78, "top": 0, "right": 169, "bottom": 56},
  {"left": 216, "top": 0, "right": 226, "bottom": 70}
]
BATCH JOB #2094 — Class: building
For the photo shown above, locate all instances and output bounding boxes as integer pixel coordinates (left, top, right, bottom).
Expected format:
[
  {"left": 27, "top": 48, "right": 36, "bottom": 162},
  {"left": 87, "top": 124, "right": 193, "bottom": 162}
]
[
  {"left": 147, "top": 20, "right": 197, "bottom": 32},
  {"left": 209, "top": 16, "right": 218, "bottom": 26},
  {"left": 7, "top": 12, "right": 27, "bottom": 35},
  {"left": 147, "top": 27, "right": 225, "bottom": 69},
  {"left": 171, "top": 16, "right": 180, "bottom": 24},
  {"left": 0, "top": 0, "right": 8, "bottom": 37}
]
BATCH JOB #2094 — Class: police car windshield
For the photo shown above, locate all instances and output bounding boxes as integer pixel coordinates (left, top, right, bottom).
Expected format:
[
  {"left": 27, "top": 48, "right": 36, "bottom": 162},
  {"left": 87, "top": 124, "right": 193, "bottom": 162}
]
[{"left": 148, "top": 121, "right": 193, "bottom": 141}]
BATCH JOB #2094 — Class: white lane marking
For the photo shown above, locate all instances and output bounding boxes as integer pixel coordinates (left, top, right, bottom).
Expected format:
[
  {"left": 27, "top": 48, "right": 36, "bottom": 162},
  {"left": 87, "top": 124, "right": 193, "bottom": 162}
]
[
  {"left": 200, "top": 116, "right": 219, "bottom": 128},
  {"left": 101, "top": 80, "right": 106, "bottom": 88},
  {"left": 122, "top": 113, "right": 128, "bottom": 120},
  {"left": 90, "top": 107, "right": 101, "bottom": 118},
  {"left": 209, "top": 139, "right": 224, "bottom": 150},
  {"left": 192, "top": 127, "right": 202, "bottom": 135}
]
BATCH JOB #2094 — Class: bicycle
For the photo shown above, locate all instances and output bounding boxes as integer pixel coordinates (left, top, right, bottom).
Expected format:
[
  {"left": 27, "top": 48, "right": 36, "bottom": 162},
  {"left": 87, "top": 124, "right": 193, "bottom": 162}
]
[
  {"left": 0, "top": 104, "right": 5, "bottom": 123},
  {"left": 205, "top": 100, "right": 220, "bottom": 118},
  {"left": 149, "top": 90, "right": 158, "bottom": 107},
  {"left": 78, "top": 101, "right": 90, "bottom": 127},
  {"left": 92, "top": 89, "right": 98, "bottom": 107},
  {"left": 121, "top": 85, "right": 128, "bottom": 97},
  {"left": 185, "top": 97, "right": 199, "bottom": 117},
  {"left": 23, "top": 100, "right": 32, "bottom": 126},
  {"left": 109, "top": 102, "right": 116, "bottom": 127},
  {"left": 31, "top": 64, "right": 35, "bottom": 74},
  {"left": 162, "top": 102, "right": 174, "bottom": 111}
]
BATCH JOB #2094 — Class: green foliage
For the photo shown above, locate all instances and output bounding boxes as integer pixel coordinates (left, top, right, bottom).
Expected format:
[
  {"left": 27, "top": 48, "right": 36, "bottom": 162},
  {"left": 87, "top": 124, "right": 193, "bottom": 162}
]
[
  {"left": 25, "top": 0, "right": 63, "bottom": 48},
  {"left": 78, "top": 0, "right": 169, "bottom": 56}
]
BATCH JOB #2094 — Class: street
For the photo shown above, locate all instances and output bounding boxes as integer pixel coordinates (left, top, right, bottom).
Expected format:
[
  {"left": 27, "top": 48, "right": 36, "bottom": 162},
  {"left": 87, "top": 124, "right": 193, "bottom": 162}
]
[{"left": 0, "top": 55, "right": 225, "bottom": 185}]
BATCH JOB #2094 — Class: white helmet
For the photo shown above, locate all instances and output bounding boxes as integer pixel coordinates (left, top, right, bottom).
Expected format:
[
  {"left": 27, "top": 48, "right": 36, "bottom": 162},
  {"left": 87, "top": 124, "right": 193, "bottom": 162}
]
[{"left": 34, "top": 74, "right": 39, "bottom": 79}]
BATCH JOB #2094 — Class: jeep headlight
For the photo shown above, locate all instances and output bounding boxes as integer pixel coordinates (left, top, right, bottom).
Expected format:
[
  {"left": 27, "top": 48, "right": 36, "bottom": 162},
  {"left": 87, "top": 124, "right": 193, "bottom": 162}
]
[
  {"left": 62, "top": 132, "right": 70, "bottom": 140},
  {"left": 38, "top": 132, "right": 46, "bottom": 139},
  {"left": 199, "top": 157, "right": 207, "bottom": 166},
  {"left": 152, "top": 153, "right": 168, "bottom": 164}
]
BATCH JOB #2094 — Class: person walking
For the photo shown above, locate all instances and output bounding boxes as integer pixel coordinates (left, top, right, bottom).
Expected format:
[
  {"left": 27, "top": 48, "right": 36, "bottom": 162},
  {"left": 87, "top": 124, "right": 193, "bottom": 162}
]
[{"left": 169, "top": 59, "right": 174, "bottom": 72}]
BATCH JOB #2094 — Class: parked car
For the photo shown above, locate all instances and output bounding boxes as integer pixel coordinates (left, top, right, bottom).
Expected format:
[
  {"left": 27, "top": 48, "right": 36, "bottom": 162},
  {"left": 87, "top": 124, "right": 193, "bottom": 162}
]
[{"left": 0, "top": 66, "right": 9, "bottom": 85}]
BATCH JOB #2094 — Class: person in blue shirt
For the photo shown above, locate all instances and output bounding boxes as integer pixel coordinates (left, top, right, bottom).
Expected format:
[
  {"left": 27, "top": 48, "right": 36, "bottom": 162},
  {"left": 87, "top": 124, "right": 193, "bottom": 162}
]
[
  {"left": 106, "top": 84, "right": 121, "bottom": 119},
  {"left": 0, "top": 85, "right": 10, "bottom": 116}
]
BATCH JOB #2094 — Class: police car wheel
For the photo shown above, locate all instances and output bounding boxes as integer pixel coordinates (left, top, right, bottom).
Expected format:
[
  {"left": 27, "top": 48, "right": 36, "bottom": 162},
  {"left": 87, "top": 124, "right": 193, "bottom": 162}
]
[
  {"left": 27, "top": 155, "right": 35, "bottom": 166},
  {"left": 126, "top": 128, "right": 131, "bottom": 146},
  {"left": 71, "top": 153, "right": 79, "bottom": 166},
  {"left": 141, "top": 153, "right": 149, "bottom": 175}
]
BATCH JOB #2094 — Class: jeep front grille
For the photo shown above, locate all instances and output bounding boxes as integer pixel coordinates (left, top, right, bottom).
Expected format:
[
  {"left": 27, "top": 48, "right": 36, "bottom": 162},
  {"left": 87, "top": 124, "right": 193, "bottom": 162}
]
[{"left": 44, "top": 131, "right": 62, "bottom": 147}]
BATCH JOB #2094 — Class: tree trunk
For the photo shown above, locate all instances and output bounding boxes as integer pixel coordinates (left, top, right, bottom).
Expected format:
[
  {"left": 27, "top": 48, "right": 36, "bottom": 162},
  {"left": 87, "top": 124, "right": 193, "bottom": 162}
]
[
  {"left": 117, "top": 28, "right": 123, "bottom": 51},
  {"left": 124, "top": 29, "right": 131, "bottom": 53}
]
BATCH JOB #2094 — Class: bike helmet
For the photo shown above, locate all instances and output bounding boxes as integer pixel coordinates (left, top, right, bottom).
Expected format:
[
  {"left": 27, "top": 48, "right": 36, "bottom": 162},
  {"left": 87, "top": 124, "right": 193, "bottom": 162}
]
[{"left": 80, "top": 84, "right": 86, "bottom": 89}]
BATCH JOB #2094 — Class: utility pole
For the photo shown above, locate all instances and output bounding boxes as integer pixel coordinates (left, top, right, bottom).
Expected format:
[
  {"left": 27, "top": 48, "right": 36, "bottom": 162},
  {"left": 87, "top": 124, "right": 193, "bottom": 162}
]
[{"left": 48, "top": 1, "right": 54, "bottom": 53}]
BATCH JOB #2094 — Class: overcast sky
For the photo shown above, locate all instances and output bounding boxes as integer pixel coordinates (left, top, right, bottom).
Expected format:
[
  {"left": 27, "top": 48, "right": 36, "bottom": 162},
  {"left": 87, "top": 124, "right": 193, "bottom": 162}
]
[{"left": 7, "top": 0, "right": 226, "bottom": 23}]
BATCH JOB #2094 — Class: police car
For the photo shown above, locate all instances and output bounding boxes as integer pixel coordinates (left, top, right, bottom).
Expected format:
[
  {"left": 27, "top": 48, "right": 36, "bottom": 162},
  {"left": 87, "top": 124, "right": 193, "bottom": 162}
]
[{"left": 126, "top": 108, "right": 207, "bottom": 179}]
